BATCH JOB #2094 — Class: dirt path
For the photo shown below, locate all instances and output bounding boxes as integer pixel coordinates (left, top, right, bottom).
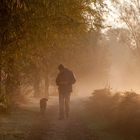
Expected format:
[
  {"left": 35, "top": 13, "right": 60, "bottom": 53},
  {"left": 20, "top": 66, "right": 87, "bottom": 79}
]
[
  {"left": 0, "top": 97, "right": 96, "bottom": 140},
  {"left": 26, "top": 97, "right": 95, "bottom": 140}
]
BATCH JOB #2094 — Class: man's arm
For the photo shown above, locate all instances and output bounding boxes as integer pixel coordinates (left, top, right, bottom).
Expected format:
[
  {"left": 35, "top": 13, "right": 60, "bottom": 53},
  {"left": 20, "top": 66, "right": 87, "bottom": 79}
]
[
  {"left": 72, "top": 73, "right": 76, "bottom": 84},
  {"left": 70, "top": 71, "right": 76, "bottom": 84}
]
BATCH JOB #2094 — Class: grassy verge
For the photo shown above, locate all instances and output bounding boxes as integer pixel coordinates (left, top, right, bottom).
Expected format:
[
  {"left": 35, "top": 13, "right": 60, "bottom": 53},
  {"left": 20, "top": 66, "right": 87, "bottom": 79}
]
[{"left": 85, "top": 89, "right": 140, "bottom": 140}]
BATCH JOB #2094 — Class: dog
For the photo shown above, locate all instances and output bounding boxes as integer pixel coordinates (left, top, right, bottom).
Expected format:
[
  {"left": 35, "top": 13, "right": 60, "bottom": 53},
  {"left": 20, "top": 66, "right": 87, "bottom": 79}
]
[{"left": 40, "top": 98, "right": 48, "bottom": 115}]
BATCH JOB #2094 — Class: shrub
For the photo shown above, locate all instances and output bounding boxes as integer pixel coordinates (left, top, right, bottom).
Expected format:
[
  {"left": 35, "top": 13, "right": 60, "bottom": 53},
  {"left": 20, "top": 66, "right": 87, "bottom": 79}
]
[{"left": 89, "top": 89, "right": 140, "bottom": 139}]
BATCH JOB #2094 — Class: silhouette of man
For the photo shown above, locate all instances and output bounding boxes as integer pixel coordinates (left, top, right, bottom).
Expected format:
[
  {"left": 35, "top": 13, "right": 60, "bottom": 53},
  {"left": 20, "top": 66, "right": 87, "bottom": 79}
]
[{"left": 56, "top": 64, "right": 76, "bottom": 120}]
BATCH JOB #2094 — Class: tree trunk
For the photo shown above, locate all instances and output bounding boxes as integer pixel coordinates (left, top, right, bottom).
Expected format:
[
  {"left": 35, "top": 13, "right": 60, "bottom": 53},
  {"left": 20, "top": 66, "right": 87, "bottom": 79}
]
[
  {"left": 0, "top": 34, "right": 3, "bottom": 97},
  {"left": 5, "top": 57, "right": 21, "bottom": 107},
  {"left": 5, "top": 58, "right": 14, "bottom": 96},
  {"left": 44, "top": 75, "right": 49, "bottom": 98},
  {"left": 0, "top": 52, "right": 2, "bottom": 96},
  {"left": 33, "top": 80, "right": 40, "bottom": 98},
  {"left": 33, "top": 68, "right": 40, "bottom": 98}
]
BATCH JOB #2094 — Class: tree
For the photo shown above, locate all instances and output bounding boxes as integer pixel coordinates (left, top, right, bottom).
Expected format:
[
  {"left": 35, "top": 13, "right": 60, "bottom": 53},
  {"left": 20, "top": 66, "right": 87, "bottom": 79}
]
[
  {"left": 23, "top": 0, "right": 105, "bottom": 97},
  {"left": 0, "top": 0, "right": 28, "bottom": 105},
  {"left": 112, "top": 0, "right": 140, "bottom": 50},
  {"left": 0, "top": 0, "right": 106, "bottom": 104}
]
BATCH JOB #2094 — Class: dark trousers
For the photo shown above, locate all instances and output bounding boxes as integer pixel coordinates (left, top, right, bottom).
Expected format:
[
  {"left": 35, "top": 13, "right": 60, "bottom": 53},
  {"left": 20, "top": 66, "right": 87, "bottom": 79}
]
[{"left": 59, "top": 92, "right": 70, "bottom": 118}]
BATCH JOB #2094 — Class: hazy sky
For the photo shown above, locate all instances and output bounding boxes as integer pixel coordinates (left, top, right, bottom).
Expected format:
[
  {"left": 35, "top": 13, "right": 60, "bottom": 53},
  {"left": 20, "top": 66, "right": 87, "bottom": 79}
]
[{"left": 105, "top": 0, "right": 124, "bottom": 28}]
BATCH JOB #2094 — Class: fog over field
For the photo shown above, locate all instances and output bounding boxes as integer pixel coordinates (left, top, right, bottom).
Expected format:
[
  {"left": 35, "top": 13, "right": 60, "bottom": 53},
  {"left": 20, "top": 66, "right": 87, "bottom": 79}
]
[{"left": 0, "top": 0, "right": 140, "bottom": 140}]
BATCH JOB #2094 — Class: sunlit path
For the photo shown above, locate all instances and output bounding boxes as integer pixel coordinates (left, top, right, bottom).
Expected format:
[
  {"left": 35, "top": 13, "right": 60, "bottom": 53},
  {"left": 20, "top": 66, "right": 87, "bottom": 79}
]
[{"left": 26, "top": 97, "right": 95, "bottom": 140}]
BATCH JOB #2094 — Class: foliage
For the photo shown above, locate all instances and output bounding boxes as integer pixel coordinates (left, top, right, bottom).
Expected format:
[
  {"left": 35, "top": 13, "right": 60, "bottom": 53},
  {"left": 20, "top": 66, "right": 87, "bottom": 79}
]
[
  {"left": 0, "top": 0, "right": 106, "bottom": 107},
  {"left": 111, "top": 0, "right": 140, "bottom": 50},
  {"left": 88, "top": 89, "right": 140, "bottom": 139}
]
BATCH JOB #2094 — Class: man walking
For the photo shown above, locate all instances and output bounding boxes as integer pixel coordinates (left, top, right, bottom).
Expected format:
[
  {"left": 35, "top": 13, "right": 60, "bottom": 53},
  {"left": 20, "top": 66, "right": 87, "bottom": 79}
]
[{"left": 56, "top": 64, "right": 76, "bottom": 120}]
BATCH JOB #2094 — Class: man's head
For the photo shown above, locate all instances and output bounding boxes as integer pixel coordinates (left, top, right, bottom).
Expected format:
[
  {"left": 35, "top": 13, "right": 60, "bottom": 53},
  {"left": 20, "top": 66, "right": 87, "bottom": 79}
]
[{"left": 58, "top": 64, "right": 65, "bottom": 72}]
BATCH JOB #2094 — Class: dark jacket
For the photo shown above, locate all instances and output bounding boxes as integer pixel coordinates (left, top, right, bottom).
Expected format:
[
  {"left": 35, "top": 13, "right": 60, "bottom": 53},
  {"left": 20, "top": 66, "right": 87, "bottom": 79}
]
[{"left": 56, "top": 68, "right": 76, "bottom": 93}]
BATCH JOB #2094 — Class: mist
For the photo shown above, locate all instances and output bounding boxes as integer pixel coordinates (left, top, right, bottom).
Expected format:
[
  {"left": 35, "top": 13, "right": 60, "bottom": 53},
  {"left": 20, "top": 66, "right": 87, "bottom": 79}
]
[{"left": 1, "top": 0, "right": 140, "bottom": 140}]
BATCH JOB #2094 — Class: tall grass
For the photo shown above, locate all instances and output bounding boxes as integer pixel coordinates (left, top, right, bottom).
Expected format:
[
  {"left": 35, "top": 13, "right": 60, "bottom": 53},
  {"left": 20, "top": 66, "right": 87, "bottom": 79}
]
[{"left": 88, "top": 88, "right": 140, "bottom": 139}]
